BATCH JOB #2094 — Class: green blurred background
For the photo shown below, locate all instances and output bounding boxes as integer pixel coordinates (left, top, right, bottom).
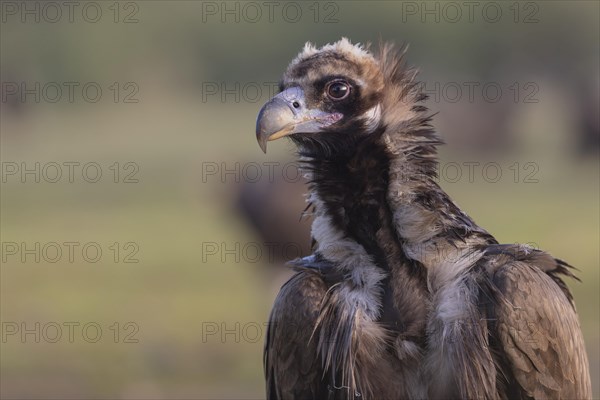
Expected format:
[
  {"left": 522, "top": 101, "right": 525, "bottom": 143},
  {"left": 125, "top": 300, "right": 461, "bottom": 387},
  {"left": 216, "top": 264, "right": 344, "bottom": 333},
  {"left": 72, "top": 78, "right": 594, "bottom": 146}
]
[{"left": 1, "top": 1, "right": 598, "bottom": 399}]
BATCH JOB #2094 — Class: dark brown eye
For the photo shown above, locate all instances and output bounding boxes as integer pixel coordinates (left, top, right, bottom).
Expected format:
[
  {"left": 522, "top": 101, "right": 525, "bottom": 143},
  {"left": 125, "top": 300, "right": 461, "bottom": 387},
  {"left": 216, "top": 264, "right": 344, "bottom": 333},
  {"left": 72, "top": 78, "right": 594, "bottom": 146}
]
[{"left": 326, "top": 81, "right": 350, "bottom": 100}]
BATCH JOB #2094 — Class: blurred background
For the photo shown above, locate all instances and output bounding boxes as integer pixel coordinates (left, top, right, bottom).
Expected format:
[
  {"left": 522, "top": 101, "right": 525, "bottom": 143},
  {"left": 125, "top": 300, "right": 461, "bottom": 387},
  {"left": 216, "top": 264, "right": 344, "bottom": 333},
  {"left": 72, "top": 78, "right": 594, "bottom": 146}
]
[{"left": 0, "top": 1, "right": 598, "bottom": 398}]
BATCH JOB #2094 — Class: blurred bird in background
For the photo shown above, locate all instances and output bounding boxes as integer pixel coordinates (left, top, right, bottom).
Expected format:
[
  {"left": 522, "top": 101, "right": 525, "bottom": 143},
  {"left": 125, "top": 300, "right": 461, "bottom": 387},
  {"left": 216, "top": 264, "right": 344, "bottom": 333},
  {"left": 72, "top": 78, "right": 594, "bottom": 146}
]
[{"left": 256, "top": 39, "right": 592, "bottom": 400}]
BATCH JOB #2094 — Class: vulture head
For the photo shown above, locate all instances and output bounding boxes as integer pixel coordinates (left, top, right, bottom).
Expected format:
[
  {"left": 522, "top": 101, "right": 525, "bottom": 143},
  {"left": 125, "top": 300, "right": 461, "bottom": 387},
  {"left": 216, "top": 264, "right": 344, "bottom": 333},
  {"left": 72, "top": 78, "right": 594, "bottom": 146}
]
[{"left": 256, "top": 38, "right": 428, "bottom": 157}]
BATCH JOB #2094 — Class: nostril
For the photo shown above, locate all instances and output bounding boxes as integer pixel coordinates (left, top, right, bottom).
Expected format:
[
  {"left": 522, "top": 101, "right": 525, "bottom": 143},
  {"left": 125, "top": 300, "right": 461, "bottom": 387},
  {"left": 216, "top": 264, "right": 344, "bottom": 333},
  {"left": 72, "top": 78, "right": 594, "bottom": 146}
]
[{"left": 292, "top": 101, "right": 300, "bottom": 109}]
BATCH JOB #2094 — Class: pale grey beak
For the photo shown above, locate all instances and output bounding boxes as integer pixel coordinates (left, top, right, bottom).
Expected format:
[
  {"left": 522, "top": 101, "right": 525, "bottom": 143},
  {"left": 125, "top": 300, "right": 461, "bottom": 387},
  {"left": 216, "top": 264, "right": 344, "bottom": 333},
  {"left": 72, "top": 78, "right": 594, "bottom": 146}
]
[{"left": 255, "top": 87, "right": 343, "bottom": 153}]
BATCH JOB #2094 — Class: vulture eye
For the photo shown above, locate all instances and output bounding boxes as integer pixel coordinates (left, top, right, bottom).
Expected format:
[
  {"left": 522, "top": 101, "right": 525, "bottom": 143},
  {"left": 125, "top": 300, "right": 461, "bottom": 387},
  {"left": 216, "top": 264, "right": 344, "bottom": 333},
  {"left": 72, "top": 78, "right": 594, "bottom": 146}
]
[{"left": 326, "top": 81, "right": 350, "bottom": 100}]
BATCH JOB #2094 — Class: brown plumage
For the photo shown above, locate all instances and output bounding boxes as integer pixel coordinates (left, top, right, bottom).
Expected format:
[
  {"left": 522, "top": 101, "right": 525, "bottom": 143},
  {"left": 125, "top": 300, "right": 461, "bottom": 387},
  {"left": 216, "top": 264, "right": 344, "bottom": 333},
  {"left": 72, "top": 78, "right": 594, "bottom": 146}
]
[{"left": 255, "top": 38, "right": 592, "bottom": 400}]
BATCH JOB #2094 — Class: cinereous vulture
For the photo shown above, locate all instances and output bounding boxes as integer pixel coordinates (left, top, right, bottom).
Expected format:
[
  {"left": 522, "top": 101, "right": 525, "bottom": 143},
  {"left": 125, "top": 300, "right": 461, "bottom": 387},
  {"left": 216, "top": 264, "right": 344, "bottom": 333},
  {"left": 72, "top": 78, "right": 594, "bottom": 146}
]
[{"left": 255, "top": 38, "right": 592, "bottom": 400}]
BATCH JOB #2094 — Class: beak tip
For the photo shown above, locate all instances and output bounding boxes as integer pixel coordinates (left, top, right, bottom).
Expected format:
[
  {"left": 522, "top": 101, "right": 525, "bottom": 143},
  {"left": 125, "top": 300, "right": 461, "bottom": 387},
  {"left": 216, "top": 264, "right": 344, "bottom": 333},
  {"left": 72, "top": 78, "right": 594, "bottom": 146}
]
[{"left": 257, "top": 132, "right": 268, "bottom": 153}]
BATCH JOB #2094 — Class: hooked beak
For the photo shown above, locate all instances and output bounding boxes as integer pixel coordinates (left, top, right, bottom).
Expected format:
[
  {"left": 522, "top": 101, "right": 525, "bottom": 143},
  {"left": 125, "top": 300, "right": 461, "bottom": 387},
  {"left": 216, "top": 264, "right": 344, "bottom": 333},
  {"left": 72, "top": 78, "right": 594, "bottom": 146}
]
[{"left": 255, "top": 87, "right": 343, "bottom": 153}]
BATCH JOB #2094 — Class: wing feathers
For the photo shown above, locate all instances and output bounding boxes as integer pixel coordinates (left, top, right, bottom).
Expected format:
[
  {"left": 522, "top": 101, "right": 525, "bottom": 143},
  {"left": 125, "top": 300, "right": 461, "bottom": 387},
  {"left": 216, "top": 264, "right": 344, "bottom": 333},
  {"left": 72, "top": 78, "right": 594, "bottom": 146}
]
[
  {"left": 483, "top": 246, "right": 591, "bottom": 399},
  {"left": 264, "top": 269, "right": 330, "bottom": 400}
]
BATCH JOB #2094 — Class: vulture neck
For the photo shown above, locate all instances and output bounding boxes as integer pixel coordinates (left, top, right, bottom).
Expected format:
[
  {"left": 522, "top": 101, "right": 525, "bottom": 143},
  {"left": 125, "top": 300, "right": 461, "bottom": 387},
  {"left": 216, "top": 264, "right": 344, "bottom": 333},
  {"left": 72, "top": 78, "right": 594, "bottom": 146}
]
[{"left": 303, "top": 120, "right": 494, "bottom": 286}]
